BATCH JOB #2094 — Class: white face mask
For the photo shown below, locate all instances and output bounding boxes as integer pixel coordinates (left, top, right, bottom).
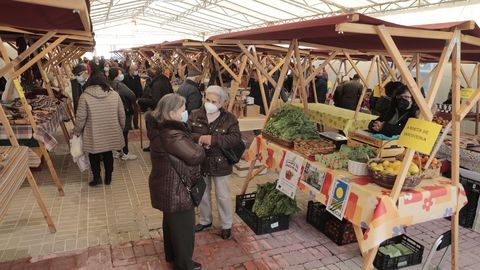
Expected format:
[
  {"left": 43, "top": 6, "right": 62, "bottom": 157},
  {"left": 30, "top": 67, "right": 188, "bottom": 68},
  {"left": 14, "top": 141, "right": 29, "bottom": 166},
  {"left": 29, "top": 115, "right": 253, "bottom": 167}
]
[
  {"left": 104, "top": 67, "right": 110, "bottom": 72},
  {"left": 117, "top": 74, "right": 124, "bottom": 82},
  {"left": 76, "top": 74, "right": 86, "bottom": 85},
  {"left": 181, "top": 110, "right": 188, "bottom": 123},
  {"left": 205, "top": 102, "right": 219, "bottom": 114}
]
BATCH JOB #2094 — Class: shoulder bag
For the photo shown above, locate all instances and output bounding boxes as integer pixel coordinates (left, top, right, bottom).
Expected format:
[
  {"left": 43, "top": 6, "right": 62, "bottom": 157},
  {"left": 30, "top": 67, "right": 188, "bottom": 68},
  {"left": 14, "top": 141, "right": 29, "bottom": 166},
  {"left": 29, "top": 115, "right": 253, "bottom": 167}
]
[
  {"left": 166, "top": 154, "right": 206, "bottom": 207},
  {"left": 210, "top": 113, "right": 245, "bottom": 165}
]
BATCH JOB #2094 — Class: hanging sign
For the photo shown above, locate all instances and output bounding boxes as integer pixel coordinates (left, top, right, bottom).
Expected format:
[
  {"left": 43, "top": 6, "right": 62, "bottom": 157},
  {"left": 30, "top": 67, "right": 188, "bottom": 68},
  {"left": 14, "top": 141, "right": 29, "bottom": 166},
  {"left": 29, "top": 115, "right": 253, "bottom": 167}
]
[
  {"left": 326, "top": 178, "right": 351, "bottom": 220},
  {"left": 461, "top": 88, "right": 476, "bottom": 99},
  {"left": 398, "top": 118, "right": 442, "bottom": 155},
  {"left": 277, "top": 152, "right": 304, "bottom": 199},
  {"left": 299, "top": 162, "right": 326, "bottom": 194}
]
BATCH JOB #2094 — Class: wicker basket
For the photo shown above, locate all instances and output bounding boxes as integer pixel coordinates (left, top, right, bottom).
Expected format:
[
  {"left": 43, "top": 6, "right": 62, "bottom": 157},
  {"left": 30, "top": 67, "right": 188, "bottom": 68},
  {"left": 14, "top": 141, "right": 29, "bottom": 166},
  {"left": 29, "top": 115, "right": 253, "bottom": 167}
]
[
  {"left": 367, "top": 159, "right": 423, "bottom": 190},
  {"left": 261, "top": 132, "right": 294, "bottom": 148},
  {"left": 294, "top": 139, "right": 336, "bottom": 158}
]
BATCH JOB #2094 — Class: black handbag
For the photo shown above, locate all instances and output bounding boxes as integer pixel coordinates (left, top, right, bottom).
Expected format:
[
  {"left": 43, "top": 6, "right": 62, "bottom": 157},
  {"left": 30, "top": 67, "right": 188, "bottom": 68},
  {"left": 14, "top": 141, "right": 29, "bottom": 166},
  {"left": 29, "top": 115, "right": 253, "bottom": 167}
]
[
  {"left": 210, "top": 114, "right": 245, "bottom": 165},
  {"left": 167, "top": 155, "right": 206, "bottom": 207}
]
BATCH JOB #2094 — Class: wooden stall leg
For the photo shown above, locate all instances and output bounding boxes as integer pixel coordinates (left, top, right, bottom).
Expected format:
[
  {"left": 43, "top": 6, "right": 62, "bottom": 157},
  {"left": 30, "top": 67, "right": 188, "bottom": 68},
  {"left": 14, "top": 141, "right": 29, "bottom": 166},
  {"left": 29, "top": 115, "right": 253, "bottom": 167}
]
[
  {"left": 67, "top": 101, "right": 76, "bottom": 126},
  {"left": 39, "top": 143, "right": 64, "bottom": 196},
  {"left": 26, "top": 170, "right": 56, "bottom": 233},
  {"left": 353, "top": 225, "right": 366, "bottom": 257},
  {"left": 362, "top": 247, "right": 379, "bottom": 270},
  {"left": 240, "top": 159, "right": 260, "bottom": 195}
]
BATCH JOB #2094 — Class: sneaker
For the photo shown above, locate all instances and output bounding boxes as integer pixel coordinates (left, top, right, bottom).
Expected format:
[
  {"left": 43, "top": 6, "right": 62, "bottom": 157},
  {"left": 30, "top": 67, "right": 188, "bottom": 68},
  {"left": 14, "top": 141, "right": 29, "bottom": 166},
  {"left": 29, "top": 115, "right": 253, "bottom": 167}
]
[
  {"left": 121, "top": 153, "right": 138, "bottom": 161},
  {"left": 114, "top": 151, "right": 124, "bottom": 159}
]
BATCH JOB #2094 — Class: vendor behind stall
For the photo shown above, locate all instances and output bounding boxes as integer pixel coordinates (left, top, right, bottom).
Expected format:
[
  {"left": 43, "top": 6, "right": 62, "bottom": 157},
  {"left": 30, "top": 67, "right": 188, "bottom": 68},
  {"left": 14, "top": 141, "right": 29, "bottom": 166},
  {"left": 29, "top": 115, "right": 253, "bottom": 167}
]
[{"left": 368, "top": 82, "right": 418, "bottom": 137}]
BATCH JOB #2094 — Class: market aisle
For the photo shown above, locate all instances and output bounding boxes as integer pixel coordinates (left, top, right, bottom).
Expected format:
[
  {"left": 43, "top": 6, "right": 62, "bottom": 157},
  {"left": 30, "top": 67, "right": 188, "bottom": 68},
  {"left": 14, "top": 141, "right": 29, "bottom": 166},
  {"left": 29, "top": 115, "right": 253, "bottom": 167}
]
[{"left": 0, "top": 130, "right": 479, "bottom": 269}]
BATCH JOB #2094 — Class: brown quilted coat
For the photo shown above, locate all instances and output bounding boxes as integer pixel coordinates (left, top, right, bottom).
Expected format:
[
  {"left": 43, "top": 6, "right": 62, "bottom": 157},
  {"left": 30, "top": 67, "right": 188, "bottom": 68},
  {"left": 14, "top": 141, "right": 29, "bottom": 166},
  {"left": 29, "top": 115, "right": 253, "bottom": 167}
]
[
  {"left": 188, "top": 107, "right": 241, "bottom": 176},
  {"left": 146, "top": 113, "right": 205, "bottom": 213}
]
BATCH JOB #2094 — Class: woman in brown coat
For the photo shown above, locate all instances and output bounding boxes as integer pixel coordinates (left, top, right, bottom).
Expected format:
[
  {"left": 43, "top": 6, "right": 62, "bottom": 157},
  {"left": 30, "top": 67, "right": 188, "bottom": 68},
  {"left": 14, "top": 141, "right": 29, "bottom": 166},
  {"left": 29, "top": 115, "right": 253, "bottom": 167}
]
[
  {"left": 73, "top": 71, "right": 125, "bottom": 187},
  {"left": 146, "top": 94, "right": 205, "bottom": 270},
  {"left": 188, "top": 85, "right": 242, "bottom": 240}
]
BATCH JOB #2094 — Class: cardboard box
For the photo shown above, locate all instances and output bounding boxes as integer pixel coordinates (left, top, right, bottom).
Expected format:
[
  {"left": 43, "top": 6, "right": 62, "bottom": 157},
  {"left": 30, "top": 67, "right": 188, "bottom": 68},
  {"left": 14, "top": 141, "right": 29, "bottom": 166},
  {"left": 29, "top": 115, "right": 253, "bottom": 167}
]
[{"left": 245, "top": 105, "right": 260, "bottom": 117}]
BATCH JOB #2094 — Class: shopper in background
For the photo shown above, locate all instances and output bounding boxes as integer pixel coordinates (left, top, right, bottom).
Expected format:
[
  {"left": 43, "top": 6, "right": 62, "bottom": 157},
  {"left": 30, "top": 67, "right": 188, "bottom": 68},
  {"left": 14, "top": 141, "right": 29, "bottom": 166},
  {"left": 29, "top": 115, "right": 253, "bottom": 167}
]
[
  {"left": 248, "top": 70, "right": 270, "bottom": 115},
  {"left": 108, "top": 67, "right": 138, "bottom": 161},
  {"left": 369, "top": 82, "right": 418, "bottom": 137},
  {"left": 124, "top": 63, "right": 143, "bottom": 129},
  {"left": 73, "top": 71, "right": 125, "bottom": 187},
  {"left": 333, "top": 75, "right": 350, "bottom": 107},
  {"left": 71, "top": 64, "right": 90, "bottom": 114},
  {"left": 103, "top": 62, "right": 111, "bottom": 77},
  {"left": 189, "top": 86, "right": 241, "bottom": 240},
  {"left": 146, "top": 94, "right": 205, "bottom": 270},
  {"left": 138, "top": 66, "right": 173, "bottom": 112},
  {"left": 372, "top": 81, "right": 404, "bottom": 116},
  {"left": 335, "top": 74, "right": 363, "bottom": 110},
  {"left": 177, "top": 68, "right": 203, "bottom": 113},
  {"left": 314, "top": 70, "right": 328, "bottom": 103}
]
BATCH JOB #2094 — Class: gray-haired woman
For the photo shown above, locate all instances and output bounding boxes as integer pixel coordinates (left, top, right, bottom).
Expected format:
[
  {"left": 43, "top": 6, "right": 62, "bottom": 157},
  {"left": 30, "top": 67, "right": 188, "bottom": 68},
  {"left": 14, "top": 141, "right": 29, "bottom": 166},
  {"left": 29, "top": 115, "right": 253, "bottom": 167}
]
[
  {"left": 188, "top": 85, "right": 241, "bottom": 240},
  {"left": 146, "top": 93, "right": 205, "bottom": 270}
]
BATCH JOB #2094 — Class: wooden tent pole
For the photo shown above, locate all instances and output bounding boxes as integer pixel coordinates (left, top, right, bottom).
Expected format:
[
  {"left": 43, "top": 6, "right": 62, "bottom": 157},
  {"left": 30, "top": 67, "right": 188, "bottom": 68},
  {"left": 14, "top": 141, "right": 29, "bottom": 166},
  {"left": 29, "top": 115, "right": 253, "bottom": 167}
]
[
  {"left": 344, "top": 53, "right": 368, "bottom": 120},
  {"left": 264, "top": 41, "right": 295, "bottom": 123},
  {"left": 252, "top": 47, "right": 270, "bottom": 113},
  {"left": 451, "top": 38, "right": 461, "bottom": 270},
  {"left": 227, "top": 53, "right": 248, "bottom": 112},
  {"left": 310, "top": 58, "right": 318, "bottom": 103},
  {"left": 415, "top": 53, "right": 420, "bottom": 83},
  {"left": 468, "top": 63, "right": 479, "bottom": 87},
  {"left": 294, "top": 40, "right": 308, "bottom": 112},
  {"left": 461, "top": 66, "right": 471, "bottom": 88}
]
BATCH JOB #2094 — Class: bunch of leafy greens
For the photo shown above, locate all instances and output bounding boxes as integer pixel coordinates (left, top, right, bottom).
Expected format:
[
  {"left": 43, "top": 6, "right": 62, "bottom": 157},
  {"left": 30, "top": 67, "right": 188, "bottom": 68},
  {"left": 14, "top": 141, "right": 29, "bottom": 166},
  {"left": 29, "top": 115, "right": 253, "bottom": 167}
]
[
  {"left": 347, "top": 145, "right": 377, "bottom": 163},
  {"left": 252, "top": 181, "right": 300, "bottom": 218},
  {"left": 264, "top": 105, "right": 320, "bottom": 140}
]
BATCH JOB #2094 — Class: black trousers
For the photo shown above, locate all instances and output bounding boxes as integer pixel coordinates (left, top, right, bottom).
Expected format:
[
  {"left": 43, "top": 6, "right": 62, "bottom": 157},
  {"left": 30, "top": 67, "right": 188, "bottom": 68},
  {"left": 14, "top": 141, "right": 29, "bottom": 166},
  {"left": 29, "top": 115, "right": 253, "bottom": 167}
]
[
  {"left": 163, "top": 208, "right": 195, "bottom": 270},
  {"left": 123, "top": 131, "right": 129, "bottom": 155},
  {"left": 88, "top": 151, "right": 113, "bottom": 181}
]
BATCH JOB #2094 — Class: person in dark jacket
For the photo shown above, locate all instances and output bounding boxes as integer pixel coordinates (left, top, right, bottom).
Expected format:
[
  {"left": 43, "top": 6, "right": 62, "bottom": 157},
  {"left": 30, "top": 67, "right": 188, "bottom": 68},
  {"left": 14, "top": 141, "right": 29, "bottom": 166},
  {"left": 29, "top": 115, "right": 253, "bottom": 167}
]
[
  {"left": 248, "top": 71, "right": 270, "bottom": 115},
  {"left": 138, "top": 66, "right": 173, "bottom": 111},
  {"left": 178, "top": 69, "right": 202, "bottom": 113},
  {"left": 188, "top": 86, "right": 241, "bottom": 240},
  {"left": 71, "top": 64, "right": 89, "bottom": 114},
  {"left": 315, "top": 74, "right": 328, "bottom": 103},
  {"left": 372, "top": 81, "right": 403, "bottom": 116},
  {"left": 368, "top": 83, "right": 418, "bottom": 137},
  {"left": 124, "top": 63, "right": 143, "bottom": 129},
  {"left": 146, "top": 93, "right": 205, "bottom": 270},
  {"left": 108, "top": 67, "right": 137, "bottom": 161},
  {"left": 336, "top": 74, "right": 363, "bottom": 110}
]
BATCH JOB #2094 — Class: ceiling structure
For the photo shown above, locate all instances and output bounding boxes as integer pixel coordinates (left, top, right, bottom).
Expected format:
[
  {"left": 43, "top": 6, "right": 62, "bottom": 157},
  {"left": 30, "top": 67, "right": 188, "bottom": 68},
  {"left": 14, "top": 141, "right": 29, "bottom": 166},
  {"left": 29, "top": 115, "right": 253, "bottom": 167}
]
[{"left": 90, "top": 0, "right": 480, "bottom": 39}]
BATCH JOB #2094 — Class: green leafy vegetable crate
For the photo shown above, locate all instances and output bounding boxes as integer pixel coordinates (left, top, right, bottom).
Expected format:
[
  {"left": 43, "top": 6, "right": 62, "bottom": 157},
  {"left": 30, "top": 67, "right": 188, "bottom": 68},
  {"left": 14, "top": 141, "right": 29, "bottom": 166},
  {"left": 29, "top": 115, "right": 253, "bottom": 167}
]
[
  {"left": 374, "top": 234, "right": 424, "bottom": 270},
  {"left": 236, "top": 193, "right": 290, "bottom": 235}
]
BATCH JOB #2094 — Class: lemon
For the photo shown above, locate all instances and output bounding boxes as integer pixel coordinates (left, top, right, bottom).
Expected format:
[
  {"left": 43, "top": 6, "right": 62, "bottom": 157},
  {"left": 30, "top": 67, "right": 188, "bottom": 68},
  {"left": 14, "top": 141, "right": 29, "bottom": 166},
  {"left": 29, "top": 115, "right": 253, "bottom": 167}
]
[
  {"left": 408, "top": 163, "right": 419, "bottom": 175},
  {"left": 383, "top": 160, "right": 390, "bottom": 167},
  {"left": 385, "top": 167, "right": 395, "bottom": 174},
  {"left": 393, "top": 160, "right": 402, "bottom": 167},
  {"left": 370, "top": 162, "right": 378, "bottom": 167}
]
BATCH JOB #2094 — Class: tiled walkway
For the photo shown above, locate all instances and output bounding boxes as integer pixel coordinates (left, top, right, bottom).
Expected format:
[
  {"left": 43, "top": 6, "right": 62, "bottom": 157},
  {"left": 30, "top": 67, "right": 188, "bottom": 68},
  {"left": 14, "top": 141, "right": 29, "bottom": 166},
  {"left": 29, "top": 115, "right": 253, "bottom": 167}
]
[{"left": 1, "top": 130, "right": 480, "bottom": 269}]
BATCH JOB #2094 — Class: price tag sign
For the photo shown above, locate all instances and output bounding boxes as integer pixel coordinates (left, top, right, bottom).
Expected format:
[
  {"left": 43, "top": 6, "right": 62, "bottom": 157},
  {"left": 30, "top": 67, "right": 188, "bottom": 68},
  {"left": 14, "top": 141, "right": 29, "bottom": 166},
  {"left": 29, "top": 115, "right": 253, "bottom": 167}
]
[
  {"left": 277, "top": 152, "right": 304, "bottom": 199},
  {"left": 398, "top": 118, "right": 442, "bottom": 155},
  {"left": 461, "top": 88, "right": 475, "bottom": 99}
]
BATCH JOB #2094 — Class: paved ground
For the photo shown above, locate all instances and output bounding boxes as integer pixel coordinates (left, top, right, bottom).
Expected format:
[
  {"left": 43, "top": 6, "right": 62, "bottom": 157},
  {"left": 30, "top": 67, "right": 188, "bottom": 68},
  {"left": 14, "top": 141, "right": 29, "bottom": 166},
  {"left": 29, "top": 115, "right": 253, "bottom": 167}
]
[{"left": 0, "top": 129, "right": 480, "bottom": 269}]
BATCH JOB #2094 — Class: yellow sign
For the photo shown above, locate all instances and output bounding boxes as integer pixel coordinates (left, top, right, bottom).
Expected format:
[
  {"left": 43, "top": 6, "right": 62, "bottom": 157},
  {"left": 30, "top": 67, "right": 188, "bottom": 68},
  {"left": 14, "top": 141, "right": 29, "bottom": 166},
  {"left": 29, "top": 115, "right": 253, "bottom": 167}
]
[
  {"left": 327, "top": 81, "right": 333, "bottom": 89},
  {"left": 461, "top": 88, "right": 475, "bottom": 99},
  {"left": 13, "top": 79, "right": 25, "bottom": 99},
  {"left": 373, "top": 85, "right": 381, "bottom": 97},
  {"left": 398, "top": 118, "right": 442, "bottom": 155}
]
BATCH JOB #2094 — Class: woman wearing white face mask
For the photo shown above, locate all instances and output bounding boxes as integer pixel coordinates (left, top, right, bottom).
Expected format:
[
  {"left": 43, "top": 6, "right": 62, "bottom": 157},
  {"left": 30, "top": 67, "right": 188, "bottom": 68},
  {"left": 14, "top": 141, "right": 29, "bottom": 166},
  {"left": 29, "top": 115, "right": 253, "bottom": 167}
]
[
  {"left": 146, "top": 94, "right": 205, "bottom": 270},
  {"left": 188, "top": 85, "right": 241, "bottom": 240},
  {"left": 108, "top": 67, "right": 137, "bottom": 161}
]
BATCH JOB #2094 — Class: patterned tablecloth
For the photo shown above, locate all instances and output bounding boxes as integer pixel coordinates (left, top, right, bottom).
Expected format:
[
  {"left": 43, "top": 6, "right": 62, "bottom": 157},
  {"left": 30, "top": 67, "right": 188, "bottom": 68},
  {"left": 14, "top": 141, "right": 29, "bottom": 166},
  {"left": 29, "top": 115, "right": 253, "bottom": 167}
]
[
  {"left": 292, "top": 103, "right": 377, "bottom": 135},
  {"left": 0, "top": 101, "right": 70, "bottom": 151},
  {"left": 245, "top": 135, "right": 467, "bottom": 253}
]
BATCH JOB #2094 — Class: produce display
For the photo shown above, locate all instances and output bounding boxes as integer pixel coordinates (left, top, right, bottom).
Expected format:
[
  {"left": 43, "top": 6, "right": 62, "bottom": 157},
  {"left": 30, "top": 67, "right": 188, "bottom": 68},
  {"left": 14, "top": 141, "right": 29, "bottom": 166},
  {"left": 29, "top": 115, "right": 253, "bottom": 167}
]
[
  {"left": 379, "top": 243, "right": 413, "bottom": 257},
  {"left": 433, "top": 114, "right": 450, "bottom": 127},
  {"left": 369, "top": 159, "right": 420, "bottom": 177},
  {"left": 263, "top": 105, "right": 320, "bottom": 141},
  {"left": 316, "top": 152, "right": 348, "bottom": 169},
  {"left": 252, "top": 182, "right": 300, "bottom": 218},
  {"left": 347, "top": 144, "right": 377, "bottom": 163},
  {"left": 294, "top": 139, "right": 336, "bottom": 157}
]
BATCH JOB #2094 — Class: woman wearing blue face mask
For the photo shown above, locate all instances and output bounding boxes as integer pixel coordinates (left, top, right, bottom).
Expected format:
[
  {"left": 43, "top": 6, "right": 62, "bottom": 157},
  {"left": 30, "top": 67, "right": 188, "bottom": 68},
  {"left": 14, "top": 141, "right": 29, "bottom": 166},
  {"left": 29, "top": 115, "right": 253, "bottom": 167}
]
[
  {"left": 108, "top": 67, "right": 137, "bottom": 161},
  {"left": 188, "top": 85, "right": 241, "bottom": 240},
  {"left": 369, "top": 82, "right": 419, "bottom": 137},
  {"left": 146, "top": 94, "right": 205, "bottom": 270}
]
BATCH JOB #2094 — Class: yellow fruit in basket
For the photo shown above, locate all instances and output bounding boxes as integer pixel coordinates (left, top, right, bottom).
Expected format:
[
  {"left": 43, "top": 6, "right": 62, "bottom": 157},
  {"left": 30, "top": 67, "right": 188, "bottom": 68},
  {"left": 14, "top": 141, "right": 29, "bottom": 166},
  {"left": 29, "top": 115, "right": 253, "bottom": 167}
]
[
  {"left": 393, "top": 160, "right": 402, "bottom": 167},
  {"left": 377, "top": 165, "right": 384, "bottom": 171},
  {"left": 370, "top": 162, "right": 378, "bottom": 167},
  {"left": 383, "top": 160, "right": 390, "bottom": 167},
  {"left": 385, "top": 167, "right": 395, "bottom": 174},
  {"left": 409, "top": 163, "right": 419, "bottom": 175}
]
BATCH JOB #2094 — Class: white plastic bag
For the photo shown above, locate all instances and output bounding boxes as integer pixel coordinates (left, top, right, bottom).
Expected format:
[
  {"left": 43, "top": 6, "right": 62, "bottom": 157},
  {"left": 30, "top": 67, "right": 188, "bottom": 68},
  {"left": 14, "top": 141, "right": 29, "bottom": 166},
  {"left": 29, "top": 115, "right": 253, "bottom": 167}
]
[
  {"left": 70, "top": 135, "right": 83, "bottom": 159},
  {"left": 76, "top": 154, "right": 90, "bottom": 172}
]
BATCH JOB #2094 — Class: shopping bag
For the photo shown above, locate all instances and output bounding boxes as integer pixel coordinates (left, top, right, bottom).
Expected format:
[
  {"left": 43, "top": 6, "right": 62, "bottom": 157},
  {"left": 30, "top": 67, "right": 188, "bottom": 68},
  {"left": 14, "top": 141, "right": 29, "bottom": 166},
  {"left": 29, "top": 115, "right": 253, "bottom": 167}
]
[
  {"left": 70, "top": 135, "right": 83, "bottom": 159},
  {"left": 76, "top": 154, "right": 90, "bottom": 172}
]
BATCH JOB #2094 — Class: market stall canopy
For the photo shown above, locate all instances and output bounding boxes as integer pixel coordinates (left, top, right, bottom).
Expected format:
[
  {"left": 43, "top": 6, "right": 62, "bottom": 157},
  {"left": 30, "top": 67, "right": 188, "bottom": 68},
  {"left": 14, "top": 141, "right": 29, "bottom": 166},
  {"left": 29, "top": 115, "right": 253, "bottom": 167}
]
[
  {"left": 209, "top": 13, "right": 480, "bottom": 55},
  {"left": 0, "top": 0, "right": 94, "bottom": 48}
]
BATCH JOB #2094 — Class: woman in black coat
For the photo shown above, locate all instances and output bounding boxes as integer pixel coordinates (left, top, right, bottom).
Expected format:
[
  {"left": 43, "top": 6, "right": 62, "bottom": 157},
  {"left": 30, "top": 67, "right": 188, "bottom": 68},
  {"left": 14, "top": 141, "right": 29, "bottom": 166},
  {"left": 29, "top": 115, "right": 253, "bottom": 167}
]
[{"left": 368, "top": 83, "right": 418, "bottom": 137}]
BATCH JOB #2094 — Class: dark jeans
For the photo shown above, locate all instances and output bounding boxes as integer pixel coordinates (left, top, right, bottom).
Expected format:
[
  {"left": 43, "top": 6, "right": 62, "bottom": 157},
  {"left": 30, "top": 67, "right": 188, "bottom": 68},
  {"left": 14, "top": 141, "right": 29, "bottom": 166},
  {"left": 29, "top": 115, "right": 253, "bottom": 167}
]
[
  {"left": 123, "top": 131, "right": 129, "bottom": 155},
  {"left": 163, "top": 208, "right": 195, "bottom": 270},
  {"left": 88, "top": 151, "right": 113, "bottom": 182},
  {"left": 132, "top": 102, "right": 140, "bottom": 129}
]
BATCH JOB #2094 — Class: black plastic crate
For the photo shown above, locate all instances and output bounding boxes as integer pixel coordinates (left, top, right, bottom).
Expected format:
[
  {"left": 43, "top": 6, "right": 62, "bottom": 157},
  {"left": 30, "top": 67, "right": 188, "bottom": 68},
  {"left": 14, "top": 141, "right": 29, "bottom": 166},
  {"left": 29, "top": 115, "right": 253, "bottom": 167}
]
[
  {"left": 306, "top": 201, "right": 357, "bottom": 245},
  {"left": 373, "top": 234, "right": 424, "bottom": 270},
  {"left": 459, "top": 176, "right": 480, "bottom": 228},
  {"left": 235, "top": 193, "right": 290, "bottom": 235}
]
